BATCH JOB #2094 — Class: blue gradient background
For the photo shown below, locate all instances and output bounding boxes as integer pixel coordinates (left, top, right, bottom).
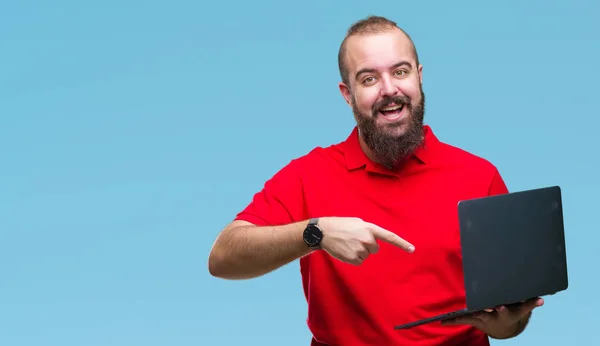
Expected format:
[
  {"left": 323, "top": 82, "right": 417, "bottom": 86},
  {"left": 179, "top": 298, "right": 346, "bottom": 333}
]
[{"left": 1, "top": 1, "right": 598, "bottom": 345}]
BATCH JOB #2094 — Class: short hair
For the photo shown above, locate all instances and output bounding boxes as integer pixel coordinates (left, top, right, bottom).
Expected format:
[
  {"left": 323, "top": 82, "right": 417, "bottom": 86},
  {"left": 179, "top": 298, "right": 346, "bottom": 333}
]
[{"left": 337, "top": 16, "right": 420, "bottom": 86}]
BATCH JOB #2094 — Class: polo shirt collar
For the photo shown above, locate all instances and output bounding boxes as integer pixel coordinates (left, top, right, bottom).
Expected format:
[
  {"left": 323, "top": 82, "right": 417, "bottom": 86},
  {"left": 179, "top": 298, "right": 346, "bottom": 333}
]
[{"left": 343, "top": 124, "right": 439, "bottom": 172}]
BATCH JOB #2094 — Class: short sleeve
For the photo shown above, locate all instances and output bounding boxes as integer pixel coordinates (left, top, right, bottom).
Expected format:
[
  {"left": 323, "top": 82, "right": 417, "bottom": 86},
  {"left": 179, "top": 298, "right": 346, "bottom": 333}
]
[
  {"left": 487, "top": 168, "right": 509, "bottom": 196},
  {"left": 234, "top": 159, "right": 305, "bottom": 227}
]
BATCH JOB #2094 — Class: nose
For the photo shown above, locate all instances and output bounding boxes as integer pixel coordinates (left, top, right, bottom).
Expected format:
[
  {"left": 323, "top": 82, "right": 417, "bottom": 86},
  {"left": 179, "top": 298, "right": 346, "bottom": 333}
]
[{"left": 380, "top": 75, "right": 398, "bottom": 97}]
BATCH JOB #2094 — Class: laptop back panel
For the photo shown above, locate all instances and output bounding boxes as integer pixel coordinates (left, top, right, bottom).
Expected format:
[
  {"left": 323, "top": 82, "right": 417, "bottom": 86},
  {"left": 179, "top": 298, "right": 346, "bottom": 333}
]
[{"left": 458, "top": 186, "right": 568, "bottom": 311}]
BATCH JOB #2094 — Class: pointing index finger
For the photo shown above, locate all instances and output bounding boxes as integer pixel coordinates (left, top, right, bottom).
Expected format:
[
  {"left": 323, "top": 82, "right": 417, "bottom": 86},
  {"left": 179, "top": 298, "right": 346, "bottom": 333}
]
[{"left": 368, "top": 223, "right": 415, "bottom": 253}]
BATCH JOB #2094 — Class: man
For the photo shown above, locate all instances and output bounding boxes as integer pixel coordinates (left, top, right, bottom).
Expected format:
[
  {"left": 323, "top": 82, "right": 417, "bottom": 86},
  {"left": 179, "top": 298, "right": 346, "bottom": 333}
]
[{"left": 208, "top": 15, "right": 542, "bottom": 345}]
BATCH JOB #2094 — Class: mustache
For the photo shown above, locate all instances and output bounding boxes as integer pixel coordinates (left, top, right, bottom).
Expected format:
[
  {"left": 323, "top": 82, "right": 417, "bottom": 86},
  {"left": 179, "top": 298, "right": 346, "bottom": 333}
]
[{"left": 372, "top": 95, "right": 411, "bottom": 114}]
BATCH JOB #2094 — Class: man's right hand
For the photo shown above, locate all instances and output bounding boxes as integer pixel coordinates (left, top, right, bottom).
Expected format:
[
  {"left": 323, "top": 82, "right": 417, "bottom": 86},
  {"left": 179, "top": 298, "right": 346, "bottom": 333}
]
[{"left": 317, "top": 217, "right": 415, "bottom": 265}]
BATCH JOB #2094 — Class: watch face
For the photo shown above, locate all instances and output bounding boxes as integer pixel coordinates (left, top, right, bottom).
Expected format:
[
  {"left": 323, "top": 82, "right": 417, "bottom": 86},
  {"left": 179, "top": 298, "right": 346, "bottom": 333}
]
[{"left": 304, "top": 225, "right": 322, "bottom": 246}]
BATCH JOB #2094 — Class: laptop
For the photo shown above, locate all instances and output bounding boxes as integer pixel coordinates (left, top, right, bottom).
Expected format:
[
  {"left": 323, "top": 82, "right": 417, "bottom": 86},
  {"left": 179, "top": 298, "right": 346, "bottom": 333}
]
[{"left": 394, "top": 185, "right": 569, "bottom": 330}]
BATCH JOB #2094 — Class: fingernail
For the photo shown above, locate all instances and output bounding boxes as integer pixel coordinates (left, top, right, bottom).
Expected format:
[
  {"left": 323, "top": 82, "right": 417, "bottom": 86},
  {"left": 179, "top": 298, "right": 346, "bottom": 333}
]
[{"left": 408, "top": 246, "right": 415, "bottom": 252}]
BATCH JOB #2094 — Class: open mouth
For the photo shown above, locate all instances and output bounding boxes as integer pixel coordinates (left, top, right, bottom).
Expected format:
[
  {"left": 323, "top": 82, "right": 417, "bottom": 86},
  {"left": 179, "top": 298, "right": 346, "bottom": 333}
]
[{"left": 379, "top": 104, "right": 405, "bottom": 120}]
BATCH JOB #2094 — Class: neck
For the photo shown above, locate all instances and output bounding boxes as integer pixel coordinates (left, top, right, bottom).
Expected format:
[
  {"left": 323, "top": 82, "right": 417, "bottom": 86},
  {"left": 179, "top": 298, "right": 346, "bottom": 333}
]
[{"left": 357, "top": 128, "right": 424, "bottom": 169}]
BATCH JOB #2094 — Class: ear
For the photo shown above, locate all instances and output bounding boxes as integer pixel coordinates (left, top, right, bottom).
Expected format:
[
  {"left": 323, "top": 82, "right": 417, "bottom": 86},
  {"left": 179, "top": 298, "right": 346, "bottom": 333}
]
[
  {"left": 418, "top": 64, "right": 423, "bottom": 84},
  {"left": 338, "top": 82, "right": 352, "bottom": 107}
]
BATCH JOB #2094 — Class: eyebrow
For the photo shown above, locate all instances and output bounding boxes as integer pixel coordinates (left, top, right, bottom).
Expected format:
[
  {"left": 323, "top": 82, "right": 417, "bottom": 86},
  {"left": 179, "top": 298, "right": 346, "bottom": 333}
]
[{"left": 355, "top": 61, "right": 413, "bottom": 80}]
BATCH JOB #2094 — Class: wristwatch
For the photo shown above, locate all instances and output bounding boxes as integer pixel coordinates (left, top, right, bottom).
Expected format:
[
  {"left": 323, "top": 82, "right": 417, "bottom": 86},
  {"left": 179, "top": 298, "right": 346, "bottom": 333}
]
[{"left": 303, "top": 218, "right": 323, "bottom": 248}]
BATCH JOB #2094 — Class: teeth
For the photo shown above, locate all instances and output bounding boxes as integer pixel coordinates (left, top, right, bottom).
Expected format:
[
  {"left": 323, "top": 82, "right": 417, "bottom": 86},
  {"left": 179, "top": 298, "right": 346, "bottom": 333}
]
[{"left": 381, "top": 105, "right": 402, "bottom": 111}]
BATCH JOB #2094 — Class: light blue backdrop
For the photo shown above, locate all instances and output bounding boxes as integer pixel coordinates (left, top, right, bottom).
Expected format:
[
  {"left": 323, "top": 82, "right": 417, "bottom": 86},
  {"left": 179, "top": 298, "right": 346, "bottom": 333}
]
[{"left": 1, "top": 1, "right": 597, "bottom": 345}]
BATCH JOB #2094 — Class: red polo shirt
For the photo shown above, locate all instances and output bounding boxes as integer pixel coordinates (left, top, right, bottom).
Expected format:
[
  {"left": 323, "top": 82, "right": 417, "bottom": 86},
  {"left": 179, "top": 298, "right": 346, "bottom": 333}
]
[{"left": 235, "top": 125, "right": 509, "bottom": 346}]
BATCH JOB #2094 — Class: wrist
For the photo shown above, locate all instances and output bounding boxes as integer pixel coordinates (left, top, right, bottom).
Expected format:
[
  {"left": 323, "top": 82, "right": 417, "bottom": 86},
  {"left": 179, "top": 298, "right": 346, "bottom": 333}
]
[{"left": 302, "top": 218, "right": 324, "bottom": 249}]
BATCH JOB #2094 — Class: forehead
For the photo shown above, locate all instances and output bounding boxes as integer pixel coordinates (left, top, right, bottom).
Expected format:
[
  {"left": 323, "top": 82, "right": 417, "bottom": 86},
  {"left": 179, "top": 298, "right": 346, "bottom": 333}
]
[{"left": 345, "top": 29, "right": 416, "bottom": 76}]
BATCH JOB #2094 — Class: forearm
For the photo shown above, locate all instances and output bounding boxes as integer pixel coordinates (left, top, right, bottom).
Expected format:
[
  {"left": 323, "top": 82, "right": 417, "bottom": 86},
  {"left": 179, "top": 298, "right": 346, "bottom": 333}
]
[{"left": 208, "top": 220, "right": 313, "bottom": 280}]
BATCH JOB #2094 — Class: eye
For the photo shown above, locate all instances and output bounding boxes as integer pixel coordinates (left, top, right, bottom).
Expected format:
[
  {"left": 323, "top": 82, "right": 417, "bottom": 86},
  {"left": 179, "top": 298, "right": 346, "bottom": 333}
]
[
  {"left": 395, "top": 70, "right": 407, "bottom": 77},
  {"left": 362, "top": 76, "right": 376, "bottom": 85}
]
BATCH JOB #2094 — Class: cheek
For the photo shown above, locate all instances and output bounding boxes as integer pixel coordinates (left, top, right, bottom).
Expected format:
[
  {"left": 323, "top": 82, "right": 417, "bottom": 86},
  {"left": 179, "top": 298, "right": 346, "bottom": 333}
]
[
  {"left": 400, "top": 82, "right": 422, "bottom": 100},
  {"left": 355, "top": 90, "right": 379, "bottom": 111}
]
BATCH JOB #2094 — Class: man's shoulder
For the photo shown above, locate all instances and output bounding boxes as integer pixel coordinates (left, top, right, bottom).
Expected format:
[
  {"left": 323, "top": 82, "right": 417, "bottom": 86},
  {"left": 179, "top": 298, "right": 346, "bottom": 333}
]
[
  {"left": 435, "top": 138, "right": 500, "bottom": 174},
  {"left": 284, "top": 140, "right": 347, "bottom": 170}
]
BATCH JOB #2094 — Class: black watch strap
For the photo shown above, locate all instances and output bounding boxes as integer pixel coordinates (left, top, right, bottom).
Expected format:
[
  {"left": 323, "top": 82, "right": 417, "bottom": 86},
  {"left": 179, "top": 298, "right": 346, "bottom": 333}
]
[{"left": 303, "top": 218, "right": 323, "bottom": 248}]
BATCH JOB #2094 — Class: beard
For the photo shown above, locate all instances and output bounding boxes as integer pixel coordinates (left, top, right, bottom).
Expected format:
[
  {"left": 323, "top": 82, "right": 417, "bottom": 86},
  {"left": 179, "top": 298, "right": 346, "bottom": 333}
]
[{"left": 352, "top": 86, "right": 426, "bottom": 169}]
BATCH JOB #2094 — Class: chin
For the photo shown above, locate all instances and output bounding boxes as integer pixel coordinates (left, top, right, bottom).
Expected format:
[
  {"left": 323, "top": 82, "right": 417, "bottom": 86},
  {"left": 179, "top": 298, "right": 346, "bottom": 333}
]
[{"left": 380, "top": 120, "right": 410, "bottom": 136}]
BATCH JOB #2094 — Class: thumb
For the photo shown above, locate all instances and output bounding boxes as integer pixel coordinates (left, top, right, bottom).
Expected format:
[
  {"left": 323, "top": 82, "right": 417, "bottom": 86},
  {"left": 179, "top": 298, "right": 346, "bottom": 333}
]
[{"left": 368, "top": 223, "right": 415, "bottom": 253}]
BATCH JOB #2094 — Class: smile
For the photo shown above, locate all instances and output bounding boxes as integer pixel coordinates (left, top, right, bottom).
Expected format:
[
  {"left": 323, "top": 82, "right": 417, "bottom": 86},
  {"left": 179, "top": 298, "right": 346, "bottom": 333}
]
[{"left": 379, "top": 104, "right": 405, "bottom": 121}]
